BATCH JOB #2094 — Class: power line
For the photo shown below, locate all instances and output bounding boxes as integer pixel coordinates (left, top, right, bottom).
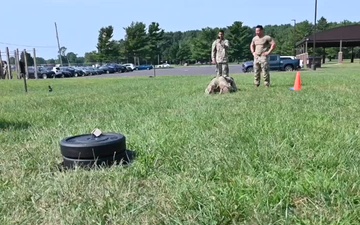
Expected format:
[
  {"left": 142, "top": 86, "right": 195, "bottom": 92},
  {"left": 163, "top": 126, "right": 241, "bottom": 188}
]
[{"left": 0, "top": 41, "right": 57, "bottom": 48}]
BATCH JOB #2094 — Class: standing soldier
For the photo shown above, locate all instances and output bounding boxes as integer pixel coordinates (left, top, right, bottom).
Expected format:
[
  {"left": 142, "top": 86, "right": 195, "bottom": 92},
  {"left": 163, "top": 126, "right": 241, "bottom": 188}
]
[
  {"left": 211, "top": 30, "right": 230, "bottom": 77},
  {"left": 0, "top": 60, "right": 3, "bottom": 79},
  {"left": 250, "top": 25, "right": 276, "bottom": 87},
  {"left": 2, "top": 61, "right": 8, "bottom": 79}
]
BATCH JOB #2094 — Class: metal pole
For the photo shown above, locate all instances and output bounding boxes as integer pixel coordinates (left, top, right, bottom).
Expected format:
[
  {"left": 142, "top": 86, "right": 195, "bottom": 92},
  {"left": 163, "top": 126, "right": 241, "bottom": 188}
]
[
  {"left": 292, "top": 19, "right": 296, "bottom": 56},
  {"left": 55, "top": 22, "right": 63, "bottom": 66},
  {"left": 312, "top": 0, "right": 317, "bottom": 70}
]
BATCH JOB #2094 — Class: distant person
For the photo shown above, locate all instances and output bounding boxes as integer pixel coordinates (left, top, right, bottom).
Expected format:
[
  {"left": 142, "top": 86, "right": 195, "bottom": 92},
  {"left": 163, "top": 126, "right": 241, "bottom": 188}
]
[
  {"left": 2, "top": 61, "right": 7, "bottom": 79},
  {"left": 0, "top": 61, "right": 3, "bottom": 79},
  {"left": 211, "top": 30, "right": 230, "bottom": 77},
  {"left": 250, "top": 25, "right": 276, "bottom": 87}
]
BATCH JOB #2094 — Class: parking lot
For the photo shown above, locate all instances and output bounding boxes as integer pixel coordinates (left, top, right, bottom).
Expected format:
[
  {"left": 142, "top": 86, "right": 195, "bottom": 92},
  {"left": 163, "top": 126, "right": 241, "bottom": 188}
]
[{"left": 81, "top": 64, "right": 245, "bottom": 78}]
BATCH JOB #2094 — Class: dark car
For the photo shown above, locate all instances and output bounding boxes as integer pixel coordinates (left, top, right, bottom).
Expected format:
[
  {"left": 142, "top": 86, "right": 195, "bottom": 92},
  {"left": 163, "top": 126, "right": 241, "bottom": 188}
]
[
  {"left": 53, "top": 66, "right": 73, "bottom": 77},
  {"left": 27, "top": 67, "right": 56, "bottom": 79},
  {"left": 69, "top": 67, "right": 85, "bottom": 77},
  {"left": 61, "top": 67, "right": 76, "bottom": 77},
  {"left": 241, "top": 55, "right": 301, "bottom": 73},
  {"left": 98, "top": 66, "right": 116, "bottom": 74},
  {"left": 136, "top": 65, "right": 153, "bottom": 70}
]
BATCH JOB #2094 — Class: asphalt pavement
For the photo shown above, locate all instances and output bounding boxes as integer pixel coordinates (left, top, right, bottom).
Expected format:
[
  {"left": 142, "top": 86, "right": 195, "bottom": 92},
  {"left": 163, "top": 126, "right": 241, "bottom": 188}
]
[{"left": 82, "top": 65, "right": 245, "bottom": 79}]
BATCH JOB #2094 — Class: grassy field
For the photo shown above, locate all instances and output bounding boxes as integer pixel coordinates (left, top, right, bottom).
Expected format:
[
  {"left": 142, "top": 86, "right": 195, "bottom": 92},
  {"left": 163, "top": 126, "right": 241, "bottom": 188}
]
[{"left": 0, "top": 63, "right": 359, "bottom": 224}]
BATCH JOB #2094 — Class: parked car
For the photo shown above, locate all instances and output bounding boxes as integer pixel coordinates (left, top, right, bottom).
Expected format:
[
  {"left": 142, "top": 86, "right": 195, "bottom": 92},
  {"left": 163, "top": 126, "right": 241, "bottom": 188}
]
[
  {"left": 98, "top": 66, "right": 116, "bottom": 74},
  {"left": 241, "top": 55, "right": 301, "bottom": 73},
  {"left": 69, "top": 67, "right": 85, "bottom": 76},
  {"left": 51, "top": 66, "right": 73, "bottom": 77},
  {"left": 136, "top": 65, "right": 153, "bottom": 70},
  {"left": 281, "top": 55, "right": 304, "bottom": 68},
  {"left": 77, "top": 67, "right": 92, "bottom": 76},
  {"left": 155, "top": 63, "right": 172, "bottom": 68},
  {"left": 122, "top": 63, "right": 136, "bottom": 70},
  {"left": 125, "top": 66, "right": 133, "bottom": 72},
  {"left": 61, "top": 67, "right": 76, "bottom": 77},
  {"left": 27, "top": 67, "right": 56, "bottom": 79}
]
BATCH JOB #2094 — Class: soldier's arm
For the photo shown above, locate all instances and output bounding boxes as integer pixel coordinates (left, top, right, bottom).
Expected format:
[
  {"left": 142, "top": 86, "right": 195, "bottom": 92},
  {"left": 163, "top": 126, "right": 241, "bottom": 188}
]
[
  {"left": 211, "top": 41, "right": 217, "bottom": 62},
  {"left": 224, "top": 40, "right": 229, "bottom": 49},
  {"left": 250, "top": 38, "right": 255, "bottom": 53},
  {"left": 266, "top": 36, "right": 277, "bottom": 54}
]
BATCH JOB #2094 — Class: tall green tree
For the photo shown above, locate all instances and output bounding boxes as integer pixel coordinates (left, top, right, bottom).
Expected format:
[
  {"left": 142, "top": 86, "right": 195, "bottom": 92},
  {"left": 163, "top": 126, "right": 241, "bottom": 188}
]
[
  {"left": 96, "top": 25, "right": 119, "bottom": 63},
  {"left": 66, "top": 52, "right": 77, "bottom": 64},
  {"left": 59, "top": 46, "right": 69, "bottom": 65},
  {"left": 78, "top": 18, "right": 360, "bottom": 66},
  {"left": 20, "top": 51, "right": 34, "bottom": 66},
  {"left": 84, "top": 51, "right": 98, "bottom": 64},
  {"left": 146, "top": 22, "right": 164, "bottom": 64},
  {"left": 227, "top": 21, "right": 253, "bottom": 62},
  {"left": 191, "top": 27, "right": 219, "bottom": 63},
  {"left": 35, "top": 57, "right": 47, "bottom": 65},
  {"left": 124, "top": 22, "right": 148, "bottom": 65},
  {"left": 177, "top": 42, "right": 192, "bottom": 64}
]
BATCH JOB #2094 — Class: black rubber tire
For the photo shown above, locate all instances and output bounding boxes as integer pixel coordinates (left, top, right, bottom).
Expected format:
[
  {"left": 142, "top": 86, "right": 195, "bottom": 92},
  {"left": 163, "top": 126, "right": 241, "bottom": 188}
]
[
  {"left": 246, "top": 67, "right": 253, "bottom": 72},
  {"left": 60, "top": 133, "right": 126, "bottom": 159},
  {"left": 62, "top": 151, "right": 127, "bottom": 169},
  {"left": 284, "top": 65, "right": 294, "bottom": 71}
]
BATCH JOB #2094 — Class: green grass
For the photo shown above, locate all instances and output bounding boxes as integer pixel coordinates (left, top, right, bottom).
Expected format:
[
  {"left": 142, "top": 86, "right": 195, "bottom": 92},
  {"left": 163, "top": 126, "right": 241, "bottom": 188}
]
[{"left": 1, "top": 63, "right": 359, "bottom": 224}]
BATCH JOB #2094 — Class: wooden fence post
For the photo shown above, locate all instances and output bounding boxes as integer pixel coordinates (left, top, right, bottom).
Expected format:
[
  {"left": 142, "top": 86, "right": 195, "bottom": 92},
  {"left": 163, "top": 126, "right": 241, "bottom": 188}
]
[
  {"left": 24, "top": 49, "right": 29, "bottom": 79},
  {"left": 14, "top": 50, "right": 18, "bottom": 73},
  {"left": 16, "top": 49, "right": 20, "bottom": 78},
  {"left": 6, "top": 47, "right": 12, "bottom": 79},
  {"left": 33, "top": 48, "right": 38, "bottom": 79}
]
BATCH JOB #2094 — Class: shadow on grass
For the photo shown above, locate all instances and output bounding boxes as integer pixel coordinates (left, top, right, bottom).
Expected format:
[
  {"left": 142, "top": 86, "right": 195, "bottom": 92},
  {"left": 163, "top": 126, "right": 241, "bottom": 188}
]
[{"left": 0, "top": 119, "right": 31, "bottom": 130}]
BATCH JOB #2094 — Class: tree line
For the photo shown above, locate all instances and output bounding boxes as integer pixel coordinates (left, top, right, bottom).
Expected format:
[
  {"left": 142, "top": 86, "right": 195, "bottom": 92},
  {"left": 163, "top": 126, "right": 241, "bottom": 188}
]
[{"left": 11, "top": 17, "right": 360, "bottom": 66}]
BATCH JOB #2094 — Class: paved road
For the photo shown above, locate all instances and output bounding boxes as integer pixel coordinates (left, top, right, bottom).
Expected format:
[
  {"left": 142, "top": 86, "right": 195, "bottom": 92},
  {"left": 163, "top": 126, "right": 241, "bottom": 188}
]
[{"left": 83, "top": 65, "right": 245, "bottom": 79}]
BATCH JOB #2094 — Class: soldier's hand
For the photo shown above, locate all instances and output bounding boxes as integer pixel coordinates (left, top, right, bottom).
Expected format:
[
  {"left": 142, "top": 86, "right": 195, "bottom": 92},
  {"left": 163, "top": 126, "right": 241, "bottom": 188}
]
[
  {"left": 262, "top": 52, "right": 269, "bottom": 56},
  {"left": 252, "top": 52, "right": 258, "bottom": 58},
  {"left": 212, "top": 60, "right": 216, "bottom": 64}
]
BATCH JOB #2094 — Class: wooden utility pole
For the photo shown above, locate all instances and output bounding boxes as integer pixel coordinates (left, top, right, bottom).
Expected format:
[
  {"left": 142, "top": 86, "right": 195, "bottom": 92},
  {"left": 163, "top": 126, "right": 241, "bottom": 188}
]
[
  {"left": 33, "top": 48, "right": 38, "bottom": 79},
  {"left": 14, "top": 50, "right": 18, "bottom": 73},
  {"left": 54, "top": 22, "right": 63, "bottom": 66},
  {"left": 16, "top": 49, "right": 20, "bottom": 78},
  {"left": 6, "top": 47, "right": 12, "bottom": 79},
  {"left": 22, "top": 49, "right": 28, "bottom": 92},
  {"left": 23, "top": 50, "right": 29, "bottom": 79}
]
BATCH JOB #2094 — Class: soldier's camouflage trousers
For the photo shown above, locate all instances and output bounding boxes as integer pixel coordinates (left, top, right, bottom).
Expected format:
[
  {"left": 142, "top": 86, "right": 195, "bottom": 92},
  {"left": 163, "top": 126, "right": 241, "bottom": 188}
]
[
  {"left": 216, "top": 63, "right": 229, "bottom": 77},
  {"left": 205, "top": 76, "right": 238, "bottom": 94},
  {"left": 254, "top": 56, "right": 270, "bottom": 86}
]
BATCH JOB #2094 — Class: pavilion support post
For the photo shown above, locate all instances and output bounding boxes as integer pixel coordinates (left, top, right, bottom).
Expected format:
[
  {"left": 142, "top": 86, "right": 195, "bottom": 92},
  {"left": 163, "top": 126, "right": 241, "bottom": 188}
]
[
  {"left": 338, "top": 40, "right": 343, "bottom": 63},
  {"left": 305, "top": 41, "right": 309, "bottom": 68},
  {"left": 322, "top": 47, "right": 326, "bottom": 64},
  {"left": 351, "top": 47, "right": 354, "bottom": 63}
]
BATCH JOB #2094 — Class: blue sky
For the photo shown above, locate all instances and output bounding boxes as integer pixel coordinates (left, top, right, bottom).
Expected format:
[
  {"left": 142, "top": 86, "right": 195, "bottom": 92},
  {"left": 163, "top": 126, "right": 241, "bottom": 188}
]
[{"left": 1, "top": 0, "right": 358, "bottom": 59}]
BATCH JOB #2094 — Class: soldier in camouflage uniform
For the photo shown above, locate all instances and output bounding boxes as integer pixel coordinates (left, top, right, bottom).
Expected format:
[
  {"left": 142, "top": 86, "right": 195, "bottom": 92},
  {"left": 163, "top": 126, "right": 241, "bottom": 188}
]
[
  {"left": 250, "top": 25, "right": 276, "bottom": 87},
  {"left": 211, "top": 30, "right": 229, "bottom": 77},
  {"left": 0, "top": 61, "right": 3, "bottom": 79},
  {"left": 205, "top": 76, "right": 238, "bottom": 94},
  {"left": 206, "top": 30, "right": 238, "bottom": 94},
  {"left": 2, "top": 61, "right": 8, "bottom": 79}
]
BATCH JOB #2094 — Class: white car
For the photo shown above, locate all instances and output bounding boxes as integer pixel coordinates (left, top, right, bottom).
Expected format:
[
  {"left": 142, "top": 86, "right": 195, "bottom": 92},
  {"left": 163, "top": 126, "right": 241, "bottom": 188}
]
[
  {"left": 155, "top": 63, "right": 172, "bottom": 68},
  {"left": 122, "top": 63, "right": 136, "bottom": 70}
]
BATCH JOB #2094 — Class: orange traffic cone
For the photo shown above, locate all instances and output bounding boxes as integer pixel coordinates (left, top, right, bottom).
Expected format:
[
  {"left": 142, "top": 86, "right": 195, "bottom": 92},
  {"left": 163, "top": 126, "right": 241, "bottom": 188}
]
[{"left": 290, "top": 71, "right": 302, "bottom": 91}]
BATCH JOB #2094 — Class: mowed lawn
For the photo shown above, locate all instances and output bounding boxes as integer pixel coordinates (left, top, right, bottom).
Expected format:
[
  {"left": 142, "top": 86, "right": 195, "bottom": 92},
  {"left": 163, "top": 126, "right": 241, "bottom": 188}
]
[{"left": 0, "top": 63, "right": 359, "bottom": 224}]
